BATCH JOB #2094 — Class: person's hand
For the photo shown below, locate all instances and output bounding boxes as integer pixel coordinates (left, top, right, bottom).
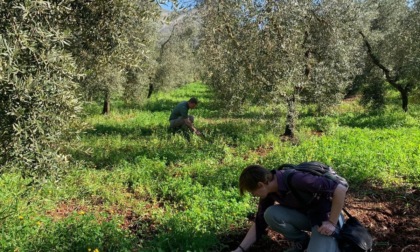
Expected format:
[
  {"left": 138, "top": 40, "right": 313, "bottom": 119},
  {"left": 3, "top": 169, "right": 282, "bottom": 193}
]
[
  {"left": 318, "top": 221, "right": 336, "bottom": 236},
  {"left": 194, "top": 130, "right": 202, "bottom": 136}
]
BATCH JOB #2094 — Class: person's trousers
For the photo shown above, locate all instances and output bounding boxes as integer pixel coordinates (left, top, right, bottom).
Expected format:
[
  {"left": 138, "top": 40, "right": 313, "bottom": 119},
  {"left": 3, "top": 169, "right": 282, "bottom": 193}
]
[
  {"left": 264, "top": 205, "right": 342, "bottom": 252},
  {"left": 169, "top": 116, "right": 194, "bottom": 130}
]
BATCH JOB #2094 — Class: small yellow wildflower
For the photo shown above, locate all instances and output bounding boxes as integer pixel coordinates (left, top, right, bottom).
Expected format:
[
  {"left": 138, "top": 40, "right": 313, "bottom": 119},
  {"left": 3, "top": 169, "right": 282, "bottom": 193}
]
[
  {"left": 94, "top": 249, "right": 99, "bottom": 252},
  {"left": 19, "top": 216, "right": 23, "bottom": 220},
  {"left": 37, "top": 221, "right": 42, "bottom": 226},
  {"left": 78, "top": 210, "right": 85, "bottom": 215}
]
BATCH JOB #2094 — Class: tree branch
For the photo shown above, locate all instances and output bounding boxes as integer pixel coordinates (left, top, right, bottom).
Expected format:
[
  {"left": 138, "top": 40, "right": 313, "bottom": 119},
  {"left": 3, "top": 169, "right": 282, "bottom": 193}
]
[{"left": 359, "top": 31, "right": 400, "bottom": 88}]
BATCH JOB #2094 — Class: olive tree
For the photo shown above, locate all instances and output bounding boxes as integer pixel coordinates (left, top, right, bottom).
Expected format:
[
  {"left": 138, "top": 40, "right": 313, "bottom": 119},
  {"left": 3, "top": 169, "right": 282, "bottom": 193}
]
[
  {"left": 199, "top": 0, "right": 364, "bottom": 137},
  {"left": 0, "top": 0, "right": 82, "bottom": 179},
  {"left": 359, "top": 0, "right": 420, "bottom": 111},
  {"left": 63, "top": 0, "right": 161, "bottom": 113},
  {"left": 122, "top": 19, "right": 159, "bottom": 103},
  {"left": 148, "top": 9, "right": 202, "bottom": 97}
]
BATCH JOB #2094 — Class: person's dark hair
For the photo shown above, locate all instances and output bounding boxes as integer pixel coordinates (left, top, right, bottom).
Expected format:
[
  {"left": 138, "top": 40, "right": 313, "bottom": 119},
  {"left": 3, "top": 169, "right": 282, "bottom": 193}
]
[
  {"left": 188, "top": 97, "right": 199, "bottom": 104},
  {"left": 239, "top": 165, "right": 273, "bottom": 196}
]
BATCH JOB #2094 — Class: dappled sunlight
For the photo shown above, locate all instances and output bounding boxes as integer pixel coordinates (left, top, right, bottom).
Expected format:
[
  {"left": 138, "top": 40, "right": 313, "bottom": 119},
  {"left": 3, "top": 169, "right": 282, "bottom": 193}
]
[{"left": 4, "top": 81, "right": 420, "bottom": 251}]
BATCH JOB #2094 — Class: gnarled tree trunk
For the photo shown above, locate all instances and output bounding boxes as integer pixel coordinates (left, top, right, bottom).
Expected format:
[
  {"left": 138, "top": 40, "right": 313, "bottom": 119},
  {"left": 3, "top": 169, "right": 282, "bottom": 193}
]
[
  {"left": 102, "top": 91, "right": 110, "bottom": 115},
  {"left": 283, "top": 95, "right": 297, "bottom": 137},
  {"left": 360, "top": 31, "right": 410, "bottom": 112},
  {"left": 147, "top": 83, "right": 154, "bottom": 98}
]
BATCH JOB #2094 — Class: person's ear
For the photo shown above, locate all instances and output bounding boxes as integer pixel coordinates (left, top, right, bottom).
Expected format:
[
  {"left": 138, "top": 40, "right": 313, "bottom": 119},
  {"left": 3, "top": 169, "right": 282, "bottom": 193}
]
[{"left": 257, "top": 182, "right": 265, "bottom": 188}]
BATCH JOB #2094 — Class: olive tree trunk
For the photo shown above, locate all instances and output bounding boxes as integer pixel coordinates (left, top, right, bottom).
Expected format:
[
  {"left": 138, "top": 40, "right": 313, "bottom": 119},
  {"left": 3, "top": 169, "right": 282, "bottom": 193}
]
[
  {"left": 283, "top": 94, "right": 297, "bottom": 137},
  {"left": 102, "top": 91, "right": 110, "bottom": 114}
]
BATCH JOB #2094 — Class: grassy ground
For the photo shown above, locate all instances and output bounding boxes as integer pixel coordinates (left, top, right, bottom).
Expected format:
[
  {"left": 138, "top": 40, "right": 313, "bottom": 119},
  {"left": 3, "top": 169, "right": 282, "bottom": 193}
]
[{"left": 1, "top": 82, "right": 419, "bottom": 251}]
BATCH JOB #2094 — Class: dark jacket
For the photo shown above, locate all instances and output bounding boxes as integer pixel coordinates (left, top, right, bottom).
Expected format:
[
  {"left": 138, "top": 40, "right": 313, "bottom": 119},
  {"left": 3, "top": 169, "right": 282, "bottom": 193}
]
[
  {"left": 169, "top": 101, "right": 189, "bottom": 121},
  {"left": 255, "top": 169, "right": 339, "bottom": 240}
]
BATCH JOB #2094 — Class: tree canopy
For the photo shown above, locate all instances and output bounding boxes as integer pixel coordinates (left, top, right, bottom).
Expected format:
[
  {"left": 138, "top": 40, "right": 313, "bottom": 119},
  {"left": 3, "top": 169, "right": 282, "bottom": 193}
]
[
  {"left": 198, "top": 0, "right": 367, "bottom": 136},
  {"left": 1, "top": 0, "right": 420, "bottom": 178},
  {"left": 0, "top": 0, "right": 165, "bottom": 178},
  {"left": 0, "top": 0, "right": 82, "bottom": 179},
  {"left": 359, "top": 0, "right": 420, "bottom": 111}
]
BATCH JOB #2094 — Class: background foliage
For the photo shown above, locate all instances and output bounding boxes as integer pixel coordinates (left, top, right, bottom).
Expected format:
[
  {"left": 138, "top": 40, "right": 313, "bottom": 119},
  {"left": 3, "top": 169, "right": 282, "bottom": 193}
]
[{"left": 198, "top": 0, "right": 368, "bottom": 137}]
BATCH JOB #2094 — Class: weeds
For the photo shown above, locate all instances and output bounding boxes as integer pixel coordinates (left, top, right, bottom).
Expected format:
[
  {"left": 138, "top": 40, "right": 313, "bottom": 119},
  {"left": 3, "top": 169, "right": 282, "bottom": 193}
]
[{"left": 1, "top": 82, "right": 419, "bottom": 251}]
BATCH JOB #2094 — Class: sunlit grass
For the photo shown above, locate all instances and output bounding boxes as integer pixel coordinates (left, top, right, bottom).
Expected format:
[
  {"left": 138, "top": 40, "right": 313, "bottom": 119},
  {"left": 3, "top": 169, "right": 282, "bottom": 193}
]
[{"left": 1, "top": 82, "right": 419, "bottom": 251}]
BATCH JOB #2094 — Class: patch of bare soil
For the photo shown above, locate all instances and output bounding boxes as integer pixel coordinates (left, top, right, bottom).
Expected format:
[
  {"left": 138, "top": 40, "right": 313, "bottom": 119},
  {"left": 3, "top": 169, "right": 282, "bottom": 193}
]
[{"left": 221, "top": 185, "right": 420, "bottom": 252}]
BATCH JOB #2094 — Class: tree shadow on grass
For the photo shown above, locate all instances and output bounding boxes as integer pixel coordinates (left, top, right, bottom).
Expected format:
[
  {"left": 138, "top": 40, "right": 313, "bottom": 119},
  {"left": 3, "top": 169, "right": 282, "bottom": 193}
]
[
  {"left": 74, "top": 115, "right": 273, "bottom": 169},
  {"left": 300, "top": 109, "right": 411, "bottom": 131},
  {"left": 336, "top": 112, "right": 407, "bottom": 129},
  {"left": 72, "top": 124, "right": 169, "bottom": 168},
  {"left": 143, "top": 230, "right": 224, "bottom": 252},
  {"left": 70, "top": 140, "right": 188, "bottom": 170},
  {"left": 217, "top": 228, "right": 288, "bottom": 252},
  {"left": 73, "top": 131, "right": 206, "bottom": 169},
  {"left": 86, "top": 124, "right": 155, "bottom": 137},
  {"left": 28, "top": 213, "right": 135, "bottom": 252}
]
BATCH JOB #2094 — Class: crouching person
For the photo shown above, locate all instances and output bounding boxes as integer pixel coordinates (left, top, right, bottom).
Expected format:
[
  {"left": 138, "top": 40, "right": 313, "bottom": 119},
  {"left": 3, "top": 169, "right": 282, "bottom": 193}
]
[
  {"left": 233, "top": 164, "right": 347, "bottom": 252},
  {"left": 168, "top": 97, "right": 202, "bottom": 136}
]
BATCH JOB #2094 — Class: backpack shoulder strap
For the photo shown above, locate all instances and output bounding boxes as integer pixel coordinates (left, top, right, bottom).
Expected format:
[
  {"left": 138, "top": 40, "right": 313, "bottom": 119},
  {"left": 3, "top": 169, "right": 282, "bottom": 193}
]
[
  {"left": 281, "top": 168, "right": 295, "bottom": 190},
  {"left": 277, "top": 163, "right": 295, "bottom": 170},
  {"left": 281, "top": 169, "right": 313, "bottom": 206},
  {"left": 277, "top": 164, "right": 296, "bottom": 190},
  {"left": 342, "top": 207, "right": 352, "bottom": 218},
  {"left": 294, "top": 161, "right": 327, "bottom": 176}
]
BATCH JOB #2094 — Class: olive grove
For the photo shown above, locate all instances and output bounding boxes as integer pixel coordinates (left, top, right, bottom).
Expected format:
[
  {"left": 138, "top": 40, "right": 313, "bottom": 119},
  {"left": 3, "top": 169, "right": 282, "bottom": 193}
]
[
  {"left": 62, "top": 0, "right": 161, "bottom": 114},
  {"left": 2, "top": 0, "right": 419, "bottom": 178},
  {"left": 198, "top": 0, "right": 368, "bottom": 137},
  {"left": 148, "top": 9, "right": 202, "bottom": 98},
  {"left": 0, "top": 0, "right": 166, "bottom": 178},
  {"left": 358, "top": 0, "right": 420, "bottom": 111}
]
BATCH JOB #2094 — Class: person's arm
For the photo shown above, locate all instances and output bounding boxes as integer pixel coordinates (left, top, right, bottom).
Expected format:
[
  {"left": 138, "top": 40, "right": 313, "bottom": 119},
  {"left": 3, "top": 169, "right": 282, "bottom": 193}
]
[
  {"left": 183, "top": 118, "right": 201, "bottom": 135},
  {"left": 329, "top": 183, "right": 347, "bottom": 224},
  {"left": 318, "top": 183, "right": 347, "bottom": 235},
  {"left": 232, "top": 223, "right": 257, "bottom": 252},
  {"left": 232, "top": 196, "right": 272, "bottom": 251}
]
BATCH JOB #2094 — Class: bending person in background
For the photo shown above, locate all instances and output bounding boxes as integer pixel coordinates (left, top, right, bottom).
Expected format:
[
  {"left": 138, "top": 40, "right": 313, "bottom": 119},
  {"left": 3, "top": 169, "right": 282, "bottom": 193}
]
[
  {"left": 233, "top": 164, "right": 347, "bottom": 252},
  {"left": 169, "top": 97, "right": 202, "bottom": 136}
]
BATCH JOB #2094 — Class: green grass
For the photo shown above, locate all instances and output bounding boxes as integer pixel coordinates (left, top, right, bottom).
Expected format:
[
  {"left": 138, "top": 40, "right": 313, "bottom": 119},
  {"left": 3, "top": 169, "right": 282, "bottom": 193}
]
[{"left": 1, "top": 82, "right": 419, "bottom": 251}]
